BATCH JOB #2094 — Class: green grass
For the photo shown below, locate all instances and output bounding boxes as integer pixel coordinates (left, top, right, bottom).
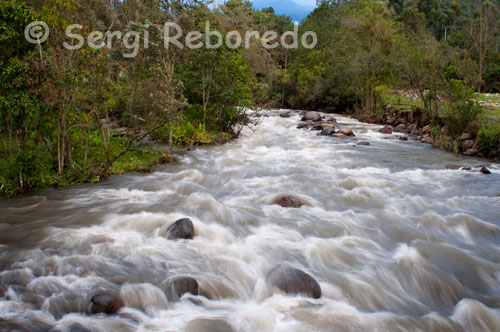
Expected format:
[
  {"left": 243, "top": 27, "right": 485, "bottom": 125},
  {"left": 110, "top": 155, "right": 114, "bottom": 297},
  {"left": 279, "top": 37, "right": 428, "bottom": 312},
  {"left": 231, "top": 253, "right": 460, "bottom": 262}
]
[
  {"left": 109, "top": 148, "right": 167, "bottom": 175},
  {"left": 474, "top": 93, "right": 500, "bottom": 119}
]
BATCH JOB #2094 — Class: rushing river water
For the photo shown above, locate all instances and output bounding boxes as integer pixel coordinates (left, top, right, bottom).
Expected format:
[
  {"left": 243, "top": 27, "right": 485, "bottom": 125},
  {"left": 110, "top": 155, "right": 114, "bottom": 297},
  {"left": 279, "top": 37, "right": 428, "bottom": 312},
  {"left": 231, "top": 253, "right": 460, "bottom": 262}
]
[{"left": 1, "top": 111, "right": 500, "bottom": 332}]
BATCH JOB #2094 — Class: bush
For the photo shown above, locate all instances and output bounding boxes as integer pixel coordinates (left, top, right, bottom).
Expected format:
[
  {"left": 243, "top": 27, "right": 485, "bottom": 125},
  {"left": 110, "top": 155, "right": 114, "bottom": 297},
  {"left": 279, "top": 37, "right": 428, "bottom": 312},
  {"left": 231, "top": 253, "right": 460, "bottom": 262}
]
[
  {"left": 478, "top": 125, "right": 500, "bottom": 157},
  {"left": 443, "top": 79, "right": 483, "bottom": 137}
]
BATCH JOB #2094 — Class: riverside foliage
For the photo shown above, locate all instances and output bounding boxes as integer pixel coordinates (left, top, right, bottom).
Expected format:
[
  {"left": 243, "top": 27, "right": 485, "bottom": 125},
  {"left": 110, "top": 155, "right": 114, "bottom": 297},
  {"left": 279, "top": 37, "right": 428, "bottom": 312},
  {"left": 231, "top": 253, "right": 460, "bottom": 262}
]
[{"left": 1, "top": 0, "right": 500, "bottom": 196}]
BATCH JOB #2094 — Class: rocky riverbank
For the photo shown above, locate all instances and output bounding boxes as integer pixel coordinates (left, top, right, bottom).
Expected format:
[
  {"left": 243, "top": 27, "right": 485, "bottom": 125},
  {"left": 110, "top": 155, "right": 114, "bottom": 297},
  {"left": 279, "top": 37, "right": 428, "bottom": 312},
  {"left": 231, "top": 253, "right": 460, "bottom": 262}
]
[
  {"left": 292, "top": 110, "right": 495, "bottom": 172},
  {"left": 356, "top": 110, "right": 500, "bottom": 161}
]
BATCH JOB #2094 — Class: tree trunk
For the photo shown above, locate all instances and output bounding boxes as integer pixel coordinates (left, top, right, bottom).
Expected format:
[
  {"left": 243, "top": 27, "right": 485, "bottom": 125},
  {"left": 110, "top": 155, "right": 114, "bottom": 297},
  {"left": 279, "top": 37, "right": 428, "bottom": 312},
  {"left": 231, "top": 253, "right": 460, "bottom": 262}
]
[{"left": 84, "top": 127, "right": 89, "bottom": 166}]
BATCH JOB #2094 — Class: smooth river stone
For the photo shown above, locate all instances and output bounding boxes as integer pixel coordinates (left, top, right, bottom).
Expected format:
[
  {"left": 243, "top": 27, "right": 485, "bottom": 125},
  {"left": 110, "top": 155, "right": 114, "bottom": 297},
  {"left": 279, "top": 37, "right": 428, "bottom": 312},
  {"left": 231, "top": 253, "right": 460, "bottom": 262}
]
[
  {"left": 266, "top": 264, "right": 322, "bottom": 299},
  {"left": 166, "top": 218, "right": 195, "bottom": 240}
]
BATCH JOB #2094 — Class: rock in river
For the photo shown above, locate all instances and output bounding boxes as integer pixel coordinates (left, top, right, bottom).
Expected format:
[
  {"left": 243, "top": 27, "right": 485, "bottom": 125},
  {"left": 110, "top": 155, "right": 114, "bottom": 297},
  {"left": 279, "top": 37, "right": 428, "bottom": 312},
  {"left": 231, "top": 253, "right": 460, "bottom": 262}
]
[
  {"left": 301, "top": 111, "right": 322, "bottom": 122},
  {"left": 90, "top": 292, "right": 124, "bottom": 315},
  {"left": 166, "top": 218, "right": 195, "bottom": 240},
  {"left": 379, "top": 126, "right": 393, "bottom": 134},
  {"left": 481, "top": 167, "right": 492, "bottom": 175},
  {"left": 337, "top": 127, "right": 355, "bottom": 136},
  {"left": 266, "top": 264, "right": 321, "bottom": 299},
  {"left": 165, "top": 276, "right": 199, "bottom": 301},
  {"left": 321, "top": 127, "right": 336, "bottom": 136},
  {"left": 273, "top": 195, "right": 302, "bottom": 208}
]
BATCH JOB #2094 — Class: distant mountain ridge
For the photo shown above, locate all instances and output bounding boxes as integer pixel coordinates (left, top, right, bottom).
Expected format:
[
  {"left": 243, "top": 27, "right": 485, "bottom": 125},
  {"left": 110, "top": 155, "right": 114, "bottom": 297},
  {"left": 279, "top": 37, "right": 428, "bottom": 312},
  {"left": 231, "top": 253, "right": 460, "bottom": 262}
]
[{"left": 251, "top": 0, "right": 315, "bottom": 22}]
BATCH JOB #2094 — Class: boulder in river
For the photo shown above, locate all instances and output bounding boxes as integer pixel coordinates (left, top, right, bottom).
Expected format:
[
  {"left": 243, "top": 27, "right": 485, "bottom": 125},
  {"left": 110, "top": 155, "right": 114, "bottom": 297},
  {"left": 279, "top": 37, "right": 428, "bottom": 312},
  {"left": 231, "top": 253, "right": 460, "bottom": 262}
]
[
  {"left": 266, "top": 264, "right": 321, "bottom": 299},
  {"left": 297, "top": 122, "right": 310, "bottom": 129},
  {"left": 321, "top": 127, "right": 335, "bottom": 136},
  {"left": 90, "top": 292, "right": 124, "bottom": 315},
  {"left": 357, "top": 141, "right": 370, "bottom": 146},
  {"left": 273, "top": 195, "right": 302, "bottom": 208},
  {"left": 166, "top": 276, "right": 199, "bottom": 301},
  {"left": 379, "top": 126, "right": 393, "bottom": 134},
  {"left": 280, "top": 111, "right": 292, "bottom": 118},
  {"left": 301, "top": 111, "right": 322, "bottom": 122},
  {"left": 337, "top": 127, "right": 355, "bottom": 136},
  {"left": 399, "top": 136, "right": 408, "bottom": 141},
  {"left": 166, "top": 218, "right": 195, "bottom": 240},
  {"left": 480, "top": 167, "right": 492, "bottom": 175},
  {"left": 185, "top": 319, "right": 234, "bottom": 332}
]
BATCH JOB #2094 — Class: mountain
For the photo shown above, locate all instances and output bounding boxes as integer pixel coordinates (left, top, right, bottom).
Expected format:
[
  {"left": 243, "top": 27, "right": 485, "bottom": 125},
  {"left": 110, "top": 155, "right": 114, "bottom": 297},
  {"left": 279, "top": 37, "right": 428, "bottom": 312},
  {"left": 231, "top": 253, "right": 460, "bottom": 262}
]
[{"left": 251, "top": 0, "right": 315, "bottom": 22}]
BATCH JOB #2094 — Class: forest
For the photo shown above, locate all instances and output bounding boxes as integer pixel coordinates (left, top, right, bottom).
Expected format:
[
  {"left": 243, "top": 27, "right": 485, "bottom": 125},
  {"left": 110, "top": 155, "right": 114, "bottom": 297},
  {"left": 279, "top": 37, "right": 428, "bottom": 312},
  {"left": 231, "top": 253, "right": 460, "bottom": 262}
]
[{"left": 1, "top": 0, "right": 500, "bottom": 196}]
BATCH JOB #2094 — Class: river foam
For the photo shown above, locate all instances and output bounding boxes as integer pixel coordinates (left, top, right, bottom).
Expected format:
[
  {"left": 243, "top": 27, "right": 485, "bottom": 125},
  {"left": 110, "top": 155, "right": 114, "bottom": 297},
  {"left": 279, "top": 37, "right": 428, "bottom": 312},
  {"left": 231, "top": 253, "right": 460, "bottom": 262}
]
[{"left": 1, "top": 110, "right": 499, "bottom": 331}]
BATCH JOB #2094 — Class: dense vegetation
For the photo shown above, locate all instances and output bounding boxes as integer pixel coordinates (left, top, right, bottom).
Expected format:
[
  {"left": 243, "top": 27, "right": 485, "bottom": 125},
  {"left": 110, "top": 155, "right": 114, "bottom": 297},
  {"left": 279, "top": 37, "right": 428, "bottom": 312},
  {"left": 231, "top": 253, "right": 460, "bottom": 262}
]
[{"left": 1, "top": 0, "right": 500, "bottom": 196}]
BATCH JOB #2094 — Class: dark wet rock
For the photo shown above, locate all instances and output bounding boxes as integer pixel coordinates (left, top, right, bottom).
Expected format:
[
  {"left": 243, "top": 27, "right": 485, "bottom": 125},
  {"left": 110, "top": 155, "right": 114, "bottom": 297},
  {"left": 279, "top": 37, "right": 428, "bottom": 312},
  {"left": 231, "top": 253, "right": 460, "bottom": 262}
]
[
  {"left": 337, "top": 127, "right": 355, "bottom": 136},
  {"left": 187, "top": 144, "right": 196, "bottom": 151},
  {"left": 332, "top": 133, "right": 346, "bottom": 138},
  {"left": 266, "top": 264, "right": 321, "bottom": 299},
  {"left": 166, "top": 276, "right": 199, "bottom": 301},
  {"left": 399, "top": 136, "right": 408, "bottom": 141},
  {"left": 327, "top": 118, "right": 338, "bottom": 124},
  {"left": 357, "top": 141, "right": 370, "bottom": 146},
  {"left": 463, "top": 148, "right": 478, "bottom": 156},
  {"left": 460, "top": 140, "right": 475, "bottom": 151},
  {"left": 301, "top": 111, "right": 322, "bottom": 122},
  {"left": 480, "top": 167, "right": 492, "bottom": 175},
  {"left": 280, "top": 111, "right": 292, "bottom": 118},
  {"left": 185, "top": 319, "right": 234, "bottom": 332},
  {"left": 90, "top": 292, "right": 124, "bottom": 315},
  {"left": 459, "top": 133, "right": 472, "bottom": 140},
  {"left": 166, "top": 218, "right": 195, "bottom": 240},
  {"left": 321, "top": 127, "right": 335, "bottom": 136},
  {"left": 272, "top": 195, "right": 302, "bottom": 208},
  {"left": 379, "top": 126, "right": 393, "bottom": 134}
]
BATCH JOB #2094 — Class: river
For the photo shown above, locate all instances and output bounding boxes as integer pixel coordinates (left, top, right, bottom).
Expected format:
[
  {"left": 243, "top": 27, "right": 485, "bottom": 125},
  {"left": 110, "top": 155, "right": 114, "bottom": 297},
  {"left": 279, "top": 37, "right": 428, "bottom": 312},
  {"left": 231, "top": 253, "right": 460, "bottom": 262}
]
[{"left": 1, "top": 111, "right": 499, "bottom": 332}]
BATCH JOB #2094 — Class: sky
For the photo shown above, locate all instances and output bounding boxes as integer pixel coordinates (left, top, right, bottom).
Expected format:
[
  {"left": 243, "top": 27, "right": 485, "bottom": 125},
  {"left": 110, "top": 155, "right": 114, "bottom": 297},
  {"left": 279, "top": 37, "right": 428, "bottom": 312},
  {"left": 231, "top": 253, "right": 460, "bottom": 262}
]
[{"left": 289, "top": 0, "right": 316, "bottom": 9}]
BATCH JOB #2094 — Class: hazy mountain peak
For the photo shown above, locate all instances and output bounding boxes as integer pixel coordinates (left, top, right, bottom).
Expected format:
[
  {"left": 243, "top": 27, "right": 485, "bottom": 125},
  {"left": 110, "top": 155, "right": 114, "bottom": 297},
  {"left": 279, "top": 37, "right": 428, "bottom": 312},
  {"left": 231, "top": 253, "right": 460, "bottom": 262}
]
[{"left": 251, "top": 0, "right": 315, "bottom": 22}]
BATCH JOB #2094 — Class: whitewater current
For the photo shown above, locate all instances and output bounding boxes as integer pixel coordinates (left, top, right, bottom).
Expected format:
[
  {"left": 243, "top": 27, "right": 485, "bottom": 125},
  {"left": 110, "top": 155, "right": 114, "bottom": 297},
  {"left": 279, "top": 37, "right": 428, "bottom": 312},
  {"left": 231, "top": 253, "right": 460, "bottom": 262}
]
[{"left": 0, "top": 111, "right": 499, "bottom": 332}]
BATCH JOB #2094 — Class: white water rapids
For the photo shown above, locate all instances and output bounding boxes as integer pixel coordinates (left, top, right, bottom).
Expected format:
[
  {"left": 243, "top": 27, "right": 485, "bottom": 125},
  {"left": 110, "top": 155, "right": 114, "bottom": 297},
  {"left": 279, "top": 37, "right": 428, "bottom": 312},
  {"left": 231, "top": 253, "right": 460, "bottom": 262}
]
[{"left": 1, "top": 111, "right": 500, "bottom": 332}]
